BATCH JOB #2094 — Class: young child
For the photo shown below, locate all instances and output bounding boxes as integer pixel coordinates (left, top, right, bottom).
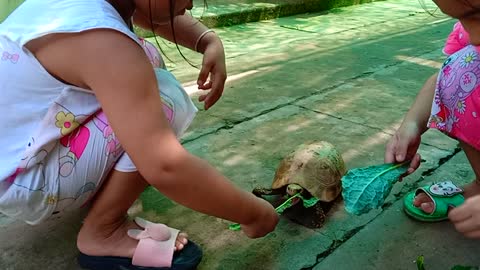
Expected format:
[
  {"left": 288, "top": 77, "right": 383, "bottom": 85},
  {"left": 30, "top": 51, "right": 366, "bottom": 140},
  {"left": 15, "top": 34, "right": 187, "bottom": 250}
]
[
  {"left": 0, "top": 0, "right": 279, "bottom": 269},
  {"left": 385, "top": 0, "right": 480, "bottom": 238}
]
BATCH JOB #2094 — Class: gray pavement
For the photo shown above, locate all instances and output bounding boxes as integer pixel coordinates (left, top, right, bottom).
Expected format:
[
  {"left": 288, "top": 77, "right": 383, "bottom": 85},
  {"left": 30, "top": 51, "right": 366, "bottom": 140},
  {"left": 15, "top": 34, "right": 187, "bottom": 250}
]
[{"left": 2, "top": 0, "right": 479, "bottom": 269}]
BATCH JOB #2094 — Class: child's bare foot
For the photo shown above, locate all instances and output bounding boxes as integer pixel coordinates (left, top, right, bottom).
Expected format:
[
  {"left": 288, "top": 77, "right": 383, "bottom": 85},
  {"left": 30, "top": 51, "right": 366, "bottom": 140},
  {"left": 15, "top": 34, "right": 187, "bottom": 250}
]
[
  {"left": 413, "top": 180, "right": 480, "bottom": 213},
  {"left": 77, "top": 217, "right": 188, "bottom": 258}
]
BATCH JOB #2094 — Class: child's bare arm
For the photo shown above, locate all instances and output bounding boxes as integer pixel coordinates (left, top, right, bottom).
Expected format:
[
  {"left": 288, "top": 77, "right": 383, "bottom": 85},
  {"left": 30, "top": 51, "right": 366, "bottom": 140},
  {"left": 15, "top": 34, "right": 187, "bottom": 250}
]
[
  {"left": 385, "top": 72, "right": 438, "bottom": 175},
  {"left": 133, "top": 12, "right": 214, "bottom": 53},
  {"left": 401, "top": 72, "right": 438, "bottom": 134},
  {"left": 54, "top": 29, "right": 277, "bottom": 237},
  {"left": 134, "top": 12, "right": 227, "bottom": 109}
]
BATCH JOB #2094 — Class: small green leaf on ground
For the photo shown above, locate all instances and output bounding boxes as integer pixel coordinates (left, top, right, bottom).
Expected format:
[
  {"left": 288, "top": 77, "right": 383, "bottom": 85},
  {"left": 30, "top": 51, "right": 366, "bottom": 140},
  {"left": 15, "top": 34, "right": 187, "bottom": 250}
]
[
  {"left": 228, "top": 223, "right": 241, "bottom": 231},
  {"left": 417, "top": 255, "right": 425, "bottom": 270}
]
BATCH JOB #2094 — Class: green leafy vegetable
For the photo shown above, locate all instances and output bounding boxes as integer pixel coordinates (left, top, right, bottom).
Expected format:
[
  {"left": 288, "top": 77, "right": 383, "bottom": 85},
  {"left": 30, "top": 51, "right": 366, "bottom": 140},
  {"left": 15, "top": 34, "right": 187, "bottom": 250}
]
[
  {"left": 275, "top": 193, "right": 300, "bottom": 214},
  {"left": 342, "top": 162, "right": 409, "bottom": 215},
  {"left": 229, "top": 223, "right": 241, "bottom": 231},
  {"left": 415, "top": 255, "right": 478, "bottom": 270},
  {"left": 417, "top": 256, "right": 425, "bottom": 270},
  {"left": 299, "top": 194, "right": 320, "bottom": 208},
  {"left": 228, "top": 193, "right": 319, "bottom": 231},
  {"left": 228, "top": 193, "right": 301, "bottom": 231}
]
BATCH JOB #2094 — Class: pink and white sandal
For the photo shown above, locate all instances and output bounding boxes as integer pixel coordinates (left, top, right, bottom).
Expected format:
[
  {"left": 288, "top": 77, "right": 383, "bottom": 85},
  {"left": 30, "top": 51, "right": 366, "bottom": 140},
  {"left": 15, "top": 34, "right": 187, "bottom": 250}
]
[{"left": 78, "top": 217, "right": 202, "bottom": 270}]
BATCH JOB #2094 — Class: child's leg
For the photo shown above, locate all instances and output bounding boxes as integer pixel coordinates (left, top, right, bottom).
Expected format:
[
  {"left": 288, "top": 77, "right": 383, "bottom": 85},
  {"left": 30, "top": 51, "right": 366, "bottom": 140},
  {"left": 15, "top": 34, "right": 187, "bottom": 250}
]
[
  {"left": 76, "top": 169, "right": 187, "bottom": 258},
  {"left": 76, "top": 68, "right": 196, "bottom": 258},
  {"left": 414, "top": 141, "right": 480, "bottom": 212},
  {"left": 457, "top": 142, "right": 480, "bottom": 198}
]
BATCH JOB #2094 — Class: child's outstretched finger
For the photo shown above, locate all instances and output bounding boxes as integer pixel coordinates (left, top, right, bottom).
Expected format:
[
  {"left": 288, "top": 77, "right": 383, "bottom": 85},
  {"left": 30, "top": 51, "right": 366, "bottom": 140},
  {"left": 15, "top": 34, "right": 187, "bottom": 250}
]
[
  {"left": 384, "top": 139, "right": 397, "bottom": 164},
  {"left": 400, "top": 153, "right": 421, "bottom": 180},
  {"left": 385, "top": 135, "right": 402, "bottom": 163},
  {"left": 395, "top": 133, "right": 415, "bottom": 165},
  {"left": 198, "top": 93, "right": 207, "bottom": 102},
  {"left": 197, "top": 65, "right": 210, "bottom": 89},
  {"left": 449, "top": 197, "right": 478, "bottom": 223},
  {"left": 464, "top": 230, "right": 480, "bottom": 239},
  {"left": 449, "top": 198, "right": 480, "bottom": 238},
  {"left": 453, "top": 218, "right": 476, "bottom": 235},
  {"left": 205, "top": 78, "right": 224, "bottom": 107},
  {"left": 198, "top": 81, "right": 213, "bottom": 90},
  {"left": 408, "top": 153, "right": 421, "bottom": 174}
]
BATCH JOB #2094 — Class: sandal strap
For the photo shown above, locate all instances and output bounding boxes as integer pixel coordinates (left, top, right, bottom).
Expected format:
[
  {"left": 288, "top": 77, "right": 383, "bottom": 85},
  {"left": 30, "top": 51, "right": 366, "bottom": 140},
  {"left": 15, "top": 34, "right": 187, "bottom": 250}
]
[
  {"left": 127, "top": 217, "right": 180, "bottom": 268},
  {"left": 422, "top": 180, "right": 463, "bottom": 197},
  {"left": 416, "top": 180, "right": 464, "bottom": 217}
]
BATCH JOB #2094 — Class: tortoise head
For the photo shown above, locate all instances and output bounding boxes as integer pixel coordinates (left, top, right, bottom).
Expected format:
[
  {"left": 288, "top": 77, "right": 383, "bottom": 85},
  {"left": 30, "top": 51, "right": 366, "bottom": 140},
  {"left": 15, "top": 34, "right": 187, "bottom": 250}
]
[
  {"left": 272, "top": 141, "right": 346, "bottom": 202},
  {"left": 286, "top": 183, "right": 303, "bottom": 196}
]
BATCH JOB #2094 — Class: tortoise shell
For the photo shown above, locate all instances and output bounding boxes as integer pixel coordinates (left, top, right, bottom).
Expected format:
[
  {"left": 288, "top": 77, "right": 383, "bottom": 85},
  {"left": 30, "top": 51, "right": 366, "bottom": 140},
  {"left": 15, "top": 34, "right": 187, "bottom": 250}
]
[{"left": 271, "top": 141, "right": 346, "bottom": 202}]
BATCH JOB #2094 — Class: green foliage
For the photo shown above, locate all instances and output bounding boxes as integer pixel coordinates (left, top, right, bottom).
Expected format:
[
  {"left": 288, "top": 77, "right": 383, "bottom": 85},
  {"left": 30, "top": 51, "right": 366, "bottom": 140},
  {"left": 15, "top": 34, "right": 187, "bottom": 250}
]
[
  {"left": 416, "top": 255, "right": 478, "bottom": 270},
  {"left": 417, "top": 256, "right": 425, "bottom": 270},
  {"left": 299, "top": 194, "right": 320, "bottom": 208},
  {"left": 342, "top": 162, "right": 409, "bottom": 215},
  {"left": 275, "top": 193, "right": 300, "bottom": 214},
  {"left": 228, "top": 223, "right": 241, "bottom": 231},
  {"left": 228, "top": 193, "right": 319, "bottom": 231}
]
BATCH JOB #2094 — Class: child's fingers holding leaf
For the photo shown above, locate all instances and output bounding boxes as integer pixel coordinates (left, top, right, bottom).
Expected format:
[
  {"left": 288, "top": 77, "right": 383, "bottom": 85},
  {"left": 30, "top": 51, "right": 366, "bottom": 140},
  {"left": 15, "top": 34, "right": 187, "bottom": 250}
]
[
  {"left": 406, "top": 153, "right": 421, "bottom": 175},
  {"left": 385, "top": 135, "right": 399, "bottom": 164},
  {"left": 385, "top": 129, "right": 421, "bottom": 180}
]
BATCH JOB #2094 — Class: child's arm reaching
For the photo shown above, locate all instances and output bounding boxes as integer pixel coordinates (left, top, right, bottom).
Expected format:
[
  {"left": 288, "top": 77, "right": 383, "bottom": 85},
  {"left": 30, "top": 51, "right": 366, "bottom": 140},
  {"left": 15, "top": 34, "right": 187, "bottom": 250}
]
[
  {"left": 134, "top": 12, "right": 226, "bottom": 110},
  {"left": 57, "top": 29, "right": 277, "bottom": 238},
  {"left": 133, "top": 12, "right": 212, "bottom": 52},
  {"left": 385, "top": 72, "right": 438, "bottom": 176}
]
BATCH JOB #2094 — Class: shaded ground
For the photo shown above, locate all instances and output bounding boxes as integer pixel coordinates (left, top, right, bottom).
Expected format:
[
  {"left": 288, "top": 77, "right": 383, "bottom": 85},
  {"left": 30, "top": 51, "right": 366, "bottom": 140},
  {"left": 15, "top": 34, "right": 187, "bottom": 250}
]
[{"left": 2, "top": 0, "right": 479, "bottom": 269}]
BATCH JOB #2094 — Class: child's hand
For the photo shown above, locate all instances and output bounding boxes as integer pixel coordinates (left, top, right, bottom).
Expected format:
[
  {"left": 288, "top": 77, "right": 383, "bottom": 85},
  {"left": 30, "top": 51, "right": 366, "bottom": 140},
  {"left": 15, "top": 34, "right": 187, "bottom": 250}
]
[
  {"left": 241, "top": 198, "right": 279, "bottom": 238},
  {"left": 449, "top": 195, "right": 480, "bottom": 238},
  {"left": 385, "top": 122, "right": 422, "bottom": 179},
  {"left": 197, "top": 33, "right": 227, "bottom": 110}
]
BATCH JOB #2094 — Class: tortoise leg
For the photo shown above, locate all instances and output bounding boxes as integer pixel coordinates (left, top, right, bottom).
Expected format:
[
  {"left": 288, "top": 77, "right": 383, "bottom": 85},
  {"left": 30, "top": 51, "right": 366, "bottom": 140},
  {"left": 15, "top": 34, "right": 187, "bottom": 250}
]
[
  {"left": 283, "top": 201, "right": 325, "bottom": 229},
  {"left": 320, "top": 194, "right": 343, "bottom": 214}
]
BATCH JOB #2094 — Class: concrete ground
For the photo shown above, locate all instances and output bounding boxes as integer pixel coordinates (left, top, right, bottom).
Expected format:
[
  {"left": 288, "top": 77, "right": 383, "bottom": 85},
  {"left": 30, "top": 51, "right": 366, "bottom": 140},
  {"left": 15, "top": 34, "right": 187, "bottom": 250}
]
[
  {"left": 1, "top": 0, "right": 376, "bottom": 26},
  {"left": 188, "top": 0, "right": 380, "bottom": 28},
  {"left": 2, "top": 0, "right": 480, "bottom": 269}
]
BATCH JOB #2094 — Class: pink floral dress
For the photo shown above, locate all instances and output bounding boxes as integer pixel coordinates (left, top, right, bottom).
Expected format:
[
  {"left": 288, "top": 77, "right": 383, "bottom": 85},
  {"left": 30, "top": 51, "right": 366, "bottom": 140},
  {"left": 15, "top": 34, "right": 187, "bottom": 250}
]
[
  {"left": 429, "top": 23, "right": 480, "bottom": 150},
  {"left": 442, "top": 22, "right": 470, "bottom": 56}
]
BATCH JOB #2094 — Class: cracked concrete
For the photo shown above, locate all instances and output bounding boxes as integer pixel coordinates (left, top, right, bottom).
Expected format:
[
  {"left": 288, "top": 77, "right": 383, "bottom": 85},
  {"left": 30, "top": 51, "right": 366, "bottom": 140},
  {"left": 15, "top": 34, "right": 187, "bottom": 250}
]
[
  {"left": 2, "top": 0, "right": 478, "bottom": 269},
  {"left": 315, "top": 151, "right": 479, "bottom": 270}
]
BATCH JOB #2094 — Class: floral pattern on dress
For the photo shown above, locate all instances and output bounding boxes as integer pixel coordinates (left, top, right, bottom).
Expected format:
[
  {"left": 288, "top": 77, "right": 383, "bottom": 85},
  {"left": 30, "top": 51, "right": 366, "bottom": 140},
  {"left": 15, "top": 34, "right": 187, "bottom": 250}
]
[{"left": 429, "top": 45, "right": 480, "bottom": 150}]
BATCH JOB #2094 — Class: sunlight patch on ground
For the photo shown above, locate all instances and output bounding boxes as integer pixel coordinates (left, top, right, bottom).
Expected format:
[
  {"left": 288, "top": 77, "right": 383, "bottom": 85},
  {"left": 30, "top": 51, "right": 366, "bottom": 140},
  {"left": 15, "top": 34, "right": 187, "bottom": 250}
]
[
  {"left": 341, "top": 120, "right": 402, "bottom": 162},
  {"left": 396, "top": 55, "right": 442, "bottom": 69},
  {"left": 286, "top": 119, "right": 315, "bottom": 132},
  {"left": 224, "top": 154, "right": 247, "bottom": 166},
  {"left": 182, "top": 68, "right": 272, "bottom": 96},
  {"left": 428, "top": 18, "right": 451, "bottom": 25}
]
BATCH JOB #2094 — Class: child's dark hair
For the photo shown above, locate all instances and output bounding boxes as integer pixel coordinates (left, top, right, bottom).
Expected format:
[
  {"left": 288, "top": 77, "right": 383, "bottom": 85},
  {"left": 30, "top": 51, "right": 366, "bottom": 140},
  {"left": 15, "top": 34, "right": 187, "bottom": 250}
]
[
  {"left": 418, "top": 0, "right": 439, "bottom": 17},
  {"left": 148, "top": 0, "right": 205, "bottom": 68},
  {"left": 419, "top": 0, "right": 480, "bottom": 19}
]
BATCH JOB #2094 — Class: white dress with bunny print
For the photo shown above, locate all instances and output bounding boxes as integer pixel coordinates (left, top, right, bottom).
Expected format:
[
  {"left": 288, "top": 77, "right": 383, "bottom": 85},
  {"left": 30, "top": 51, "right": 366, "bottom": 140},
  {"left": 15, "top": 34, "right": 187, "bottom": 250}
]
[{"left": 0, "top": 0, "right": 143, "bottom": 224}]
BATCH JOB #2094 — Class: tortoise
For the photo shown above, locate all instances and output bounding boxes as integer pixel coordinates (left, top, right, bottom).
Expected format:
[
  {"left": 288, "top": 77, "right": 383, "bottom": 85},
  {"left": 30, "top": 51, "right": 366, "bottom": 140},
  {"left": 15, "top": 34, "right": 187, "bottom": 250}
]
[{"left": 253, "top": 141, "right": 346, "bottom": 228}]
